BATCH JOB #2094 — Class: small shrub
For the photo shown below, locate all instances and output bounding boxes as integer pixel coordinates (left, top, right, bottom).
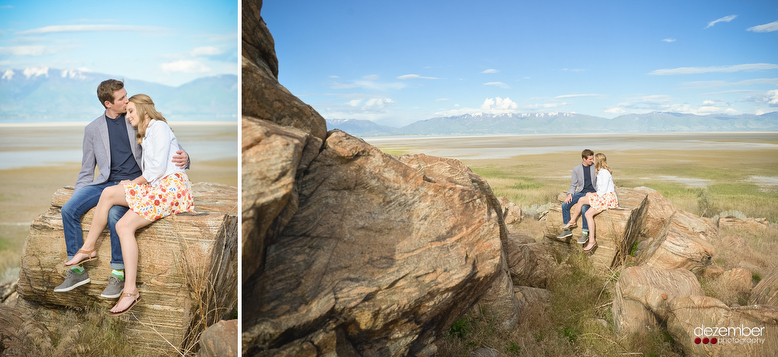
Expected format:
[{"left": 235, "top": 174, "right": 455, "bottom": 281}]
[
  {"left": 753, "top": 272, "right": 762, "bottom": 284},
  {"left": 449, "top": 318, "right": 470, "bottom": 339}
]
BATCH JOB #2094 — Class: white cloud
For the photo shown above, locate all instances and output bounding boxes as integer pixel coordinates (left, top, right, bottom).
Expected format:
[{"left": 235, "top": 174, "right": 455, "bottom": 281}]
[
  {"left": 703, "top": 100, "right": 716, "bottom": 105},
  {"left": 681, "top": 77, "right": 778, "bottom": 88},
  {"left": 363, "top": 98, "right": 395, "bottom": 108},
  {"left": 347, "top": 99, "right": 362, "bottom": 107},
  {"left": 61, "top": 69, "right": 87, "bottom": 80},
  {"left": 484, "top": 81, "right": 509, "bottom": 89},
  {"left": 555, "top": 94, "right": 605, "bottom": 99},
  {"left": 481, "top": 97, "right": 518, "bottom": 112},
  {"left": 481, "top": 69, "right": 499, "bottom": 74},
  {"left": 160, "top": 60, "right": 210, "bottom": 73},
  {"left": 331, "top": 80, "right": 406, "bottom": 91},
  {"left": 191, "top": 46, "right": 222, "bottom": 56},
  {"left": 397, "top": 74, "right": 439, "bottom": 79},
  {"left": 605, "top": 107, "right": 626, "bottom": 114},
  {"left": 363, "top": 74, "right": 379, "bottom": 80},
  {"left": 650, "top": 63, "right": 778, "bottom": 75},
  {"left": 705, "top": 15, "right": 737, "bottom": 29},
  {"left": 2, "top": 69, "right": 14, "bottom": 80},
  {"left": 17, "top": 24, "right": 167, "bottom": 34},
  {"left": 23, "top": 66, "right": 48, "bottom": 78},
  {"left": 329, "top": 75, "right": 340, "bottom": 78},
  {"left": 765, "top": 90, "right": 778, "bottom": 105},
  {"left": 748, "top": 21, "right": 778, "bottom": 33},
  {"left": 0, "top": 45, "right": 49, "bottom": 56},
  {"left": 662, "top": 38, "right": 676, "bottom": 42}
]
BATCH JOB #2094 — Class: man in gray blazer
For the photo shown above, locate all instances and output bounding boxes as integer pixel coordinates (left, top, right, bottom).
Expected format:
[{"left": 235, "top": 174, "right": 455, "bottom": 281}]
[
  {"left": 54, "top": 79, "right": 189, "bottom": 298},
  {"left": 557, "top": 149, "right": 597, "bottom": 243}
]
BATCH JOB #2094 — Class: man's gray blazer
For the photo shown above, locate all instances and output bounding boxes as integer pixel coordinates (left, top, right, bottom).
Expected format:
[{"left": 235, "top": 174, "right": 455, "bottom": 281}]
[
  {"left": 567, "top": 163, "right": 598, "bottom": 195},
  {"left": 74, "top": 114, "right": 142, "bottom": 192}
]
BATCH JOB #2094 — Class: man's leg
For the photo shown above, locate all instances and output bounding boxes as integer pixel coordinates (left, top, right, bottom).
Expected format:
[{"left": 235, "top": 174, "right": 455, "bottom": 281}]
[
  {"left": 60, "top": 182, "right": 117, "bottom": 260},
  {"left": 107, "top": 205, "right": 128, "bottom": 270},
  {"left": 581, "top": 204, "right": 590, "bottom": 231},
  {"left": 559, "top": 192, "right": 587, "bottom": 239}
]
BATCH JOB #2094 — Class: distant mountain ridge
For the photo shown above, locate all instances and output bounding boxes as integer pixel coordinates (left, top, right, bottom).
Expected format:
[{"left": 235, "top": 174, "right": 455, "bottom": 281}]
[
  {"left": 328, "top": 111, "right": 778, "bottom": 137},
  {"left": 0, "top": 67, "right": 237, "bottom": 121}
]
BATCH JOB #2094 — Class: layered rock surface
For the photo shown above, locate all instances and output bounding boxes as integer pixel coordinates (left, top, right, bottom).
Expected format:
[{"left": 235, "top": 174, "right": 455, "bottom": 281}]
[{"left": 16, "top": 182, "right": 237, "bottom": 355}]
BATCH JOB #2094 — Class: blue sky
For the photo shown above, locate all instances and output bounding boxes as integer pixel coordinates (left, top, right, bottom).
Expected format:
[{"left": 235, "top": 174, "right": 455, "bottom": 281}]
[
  {"left": 263, "top": 0, "right": 778, "bottom": 127},
  {"left": 0, "top": 0, "right": 237, "bottom": 87}
]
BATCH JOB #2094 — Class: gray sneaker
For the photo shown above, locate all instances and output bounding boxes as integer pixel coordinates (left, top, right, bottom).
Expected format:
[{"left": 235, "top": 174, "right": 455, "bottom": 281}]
[
  {"left": 577, "top": 231, "right": 590, "bottom": 244},
  {"left": 100, "top": 275, "right": 125, "bottom": 299},
  {"left": 53, "top": 268, "right": 90, "bottom": 292},
  {"left": 556, "top": 229, "right": 573, "bottom": 240}
]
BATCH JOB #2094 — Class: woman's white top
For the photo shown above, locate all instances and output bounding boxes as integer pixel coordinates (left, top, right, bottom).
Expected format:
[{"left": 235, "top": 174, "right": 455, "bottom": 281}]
[
  {"left": 141, "top": 119, "right": 185, "bottom": 186},
  {"left": 595, "top": 169, "right": 616, "bottom": 197}
]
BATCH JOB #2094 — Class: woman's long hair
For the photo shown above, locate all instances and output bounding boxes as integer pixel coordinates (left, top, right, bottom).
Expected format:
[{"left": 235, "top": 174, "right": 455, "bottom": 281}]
[
  {"left": 595, "top": 153, "right": 612, "bottom": 174},
  {"left": 129, "top": 94, "right": 167, "bottom": 144}
]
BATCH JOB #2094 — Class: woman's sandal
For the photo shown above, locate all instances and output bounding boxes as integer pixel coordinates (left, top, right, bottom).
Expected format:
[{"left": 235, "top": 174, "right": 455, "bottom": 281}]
[
  {"left": 583, "top": 242, "right": 598, "bottom": 255},
  {"left": 64, "top": 248, "right": 97, "bottom": 266},
  {"left": 109, "top": 291, "right": 141, "bottom": 316}
]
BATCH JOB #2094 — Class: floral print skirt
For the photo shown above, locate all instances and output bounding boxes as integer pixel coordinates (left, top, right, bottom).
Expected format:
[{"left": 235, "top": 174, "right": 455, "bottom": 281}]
[
  {"left": 590, "top": 191, "right": 618, "bottom": 211},
  {"left": 125, "top": 172, "right": 194, "bottom": 221}
]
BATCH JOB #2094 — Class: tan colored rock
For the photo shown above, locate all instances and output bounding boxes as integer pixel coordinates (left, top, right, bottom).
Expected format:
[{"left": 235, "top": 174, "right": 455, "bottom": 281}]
[
  {"left": 504, "top": 233, "right": 556, "bottom": 288},
  {"left": 715, "top": 268, "right": 753, "bottom": 298},
  {"left": 241, "top": 13, "right": 327, "bottom": 141},
  {"left": 751, "top": 266, "right": 778, "bottom": 307},
  {"left": 197, "top": 319, "right": 238, "bottom": 357},
  {"left": 637, "top": 210, "right": 717, "bottom": 273},
  {"left": 243, "top": 130, "right": 505, "bottom": 356},
  {"left": 666, "top": 295, "right": 778, "bottom": 356},
  {"left": 718, "top": 216, "right": 770, "bottom": 234},
  {"left": 17, "top": 183, "right": 237, "bottom": 355},
  {"left": 497, "top": 197, "right": 522, "bottom": 225},
  {"left": 514, "top": 286, "right": 552, "bottom": 309},
  {"left": 613, "top": 266, "right": 704, "bottom": 334},
  {"left": 545, "top": 187, "right": 649, "bottom": 271},
  {"left": 241, "top": 117, "right": 322, "bottom": 283},
  {"left": 633, "top": 186, "right": 677, "bottom": 240}
]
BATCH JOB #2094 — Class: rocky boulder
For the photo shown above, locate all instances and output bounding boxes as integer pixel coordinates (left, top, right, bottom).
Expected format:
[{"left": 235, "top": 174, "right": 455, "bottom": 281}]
[
  {"left": 504, "top": 233, "right": 556, "bottom": 288},
  {"left": 633, "top": 186, "right": 677, "bottom": 248},
  {"left": 198, "top": 319, "right": 238, "bottom": 357},
  {"left": 666, "top": 295, "right": 778, "bottom": 356},
  {"left": 16, "top": 183, "right": 237, "bottom": 355},
  {"left": 637, "top": 210, "right": 717, "bottom": 273},
  {"left": 612, "top": 266, "right": 704, "bottom": 334},
  {"left": 243, "top": 130, "right": 506, "bottom": 356},
  {"left": 751, "top": 266, "right": 778, "bottom": 307},
  {"left": 544, "top": 187, "right": 648, "bottom": 271},
  {"left": 497, "top": 197, "right": 522, "bottom": 225}
]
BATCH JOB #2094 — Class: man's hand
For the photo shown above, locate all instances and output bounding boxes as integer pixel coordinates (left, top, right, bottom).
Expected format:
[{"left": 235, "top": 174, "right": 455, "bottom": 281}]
[
  {"left": 564, "top": 193, "right": 573, "bottom": 204},
  {"left": 172, "top": 150, "right": 189, "bottom": 168}
]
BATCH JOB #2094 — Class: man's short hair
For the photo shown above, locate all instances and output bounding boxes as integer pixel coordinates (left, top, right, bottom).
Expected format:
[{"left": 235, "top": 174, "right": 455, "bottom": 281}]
[
  {"left": 97, "top": 79, "right": 125, "bottom": 108},
  {"left": 582, "top": 149, "right": 594, "bottom": 158}
]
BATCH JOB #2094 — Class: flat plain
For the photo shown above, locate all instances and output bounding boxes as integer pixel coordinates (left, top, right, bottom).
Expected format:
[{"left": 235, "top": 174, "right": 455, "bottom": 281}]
[{"left": 368, "top": 132, "right": 778, "bottom": 222}]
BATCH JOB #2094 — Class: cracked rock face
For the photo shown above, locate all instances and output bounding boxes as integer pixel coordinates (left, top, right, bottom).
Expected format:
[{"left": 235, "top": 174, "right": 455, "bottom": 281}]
[{"left": 243, "top": 130, "right": 505, "bottom": 356}]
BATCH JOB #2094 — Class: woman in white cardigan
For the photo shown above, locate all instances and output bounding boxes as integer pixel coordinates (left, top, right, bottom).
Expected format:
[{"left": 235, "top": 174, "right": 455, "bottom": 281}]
[
  {"left": 563, "top": 153, "right": 618, "bottom": 253},
  {"left": 65, "top": 94, "right": 194, "bottom": 315}
]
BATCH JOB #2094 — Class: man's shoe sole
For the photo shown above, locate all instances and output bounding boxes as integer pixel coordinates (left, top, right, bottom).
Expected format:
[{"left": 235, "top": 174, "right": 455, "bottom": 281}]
[
  {"left": 53, "top": 278, "right": 91, "bottom": 292},
  {"left": 556, "top": 232, "right": 573, "bottom": 239},
  {"left": 100, "top": 289, "right": 124, "bottom": 299}
]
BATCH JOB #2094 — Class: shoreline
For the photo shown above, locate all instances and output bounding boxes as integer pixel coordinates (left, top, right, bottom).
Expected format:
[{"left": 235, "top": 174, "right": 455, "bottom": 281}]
[
  {"left": 364, "top": 131, "right": 778, "bottom": 141},
  {"left": 0, "top": 120, "right": 238, "bottom": 128}
]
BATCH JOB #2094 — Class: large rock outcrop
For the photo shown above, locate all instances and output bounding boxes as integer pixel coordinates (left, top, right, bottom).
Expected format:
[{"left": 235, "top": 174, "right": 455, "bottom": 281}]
[
  {"left": 243, "top": 130, "right": 506, "bottom": 356},
  {"left": 612, "top": 266, "right": 704, "bottom": 334},
  {"left": 637, "top": 210, "right": 717, "bottom": 273},
  {"left": 16, "top": 183, "right": 237, "bottom": 355},
  {"left": 666, "top": 296, "right": 778, "bottom": 356},
  {"left": 241, "top": 3, "right": 514, "bottom": 355}
]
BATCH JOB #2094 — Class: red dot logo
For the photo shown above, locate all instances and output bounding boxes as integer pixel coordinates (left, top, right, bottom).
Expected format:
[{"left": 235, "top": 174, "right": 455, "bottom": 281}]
[
  {"left": 703, "top": 337, "right": 709, "bottom": 344},
  {"left": 695, "top": 337, "right": 702, "bottom": 344},
  {"left": 711, "top": 338, "right": 718, "bottom": 344}
]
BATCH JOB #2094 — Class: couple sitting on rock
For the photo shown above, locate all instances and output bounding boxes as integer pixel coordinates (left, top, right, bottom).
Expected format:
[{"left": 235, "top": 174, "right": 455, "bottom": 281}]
[
  {"left": 53, "top": 79, "right": 194, "bottom": 315},
  {"left": 557, "top": 149, "right": 618, "bottom": 253}
]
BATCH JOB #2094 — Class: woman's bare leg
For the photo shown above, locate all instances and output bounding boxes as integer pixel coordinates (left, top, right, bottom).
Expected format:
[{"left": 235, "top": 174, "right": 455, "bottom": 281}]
[
  {"left": 65, "top": 184, "right": 128, "bottom": 266},
  {"left": 110, "top": 211, "right": 152, "bottom": 313},
  {"left": 565, "top": 195, "right": 591, "bottom": 229},
  {"left": 583, "top": 208, "right": 601, "bottom": 251}
]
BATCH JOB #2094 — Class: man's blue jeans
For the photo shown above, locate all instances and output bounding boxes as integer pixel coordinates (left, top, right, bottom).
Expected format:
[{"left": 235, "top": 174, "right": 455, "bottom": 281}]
[
  {"left": 562, "top": 192, "right": 591, "bottom": 231},
  {"left": 61, "top": 181, "right": 126, "bottom": 269}
]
